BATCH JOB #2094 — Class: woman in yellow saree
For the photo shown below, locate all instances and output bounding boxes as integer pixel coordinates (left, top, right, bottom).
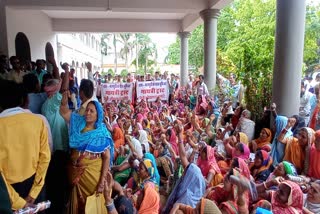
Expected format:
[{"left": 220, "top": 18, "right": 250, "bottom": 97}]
[{"left": 60, "top": 93, "right": 114, "bottom": 214}]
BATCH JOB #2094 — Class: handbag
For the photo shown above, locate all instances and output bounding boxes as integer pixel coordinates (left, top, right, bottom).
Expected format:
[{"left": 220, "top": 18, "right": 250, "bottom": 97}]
[{"left": 85, "top": 192, "right": 107, "bottom": 214}]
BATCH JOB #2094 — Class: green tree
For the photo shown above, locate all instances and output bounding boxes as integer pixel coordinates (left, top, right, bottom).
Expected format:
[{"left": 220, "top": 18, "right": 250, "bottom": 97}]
[
  {"left": 217, "top": 0, "right": 276, "bottom": 119},
  {"left": 167, "top": 39, "right": 180, "bottom": 64},
  {"left": 131, "top": 34, "right": 157, "bottom": 73},
  {"left": 118, "top": 33, "right": 133, "bottom": 70},
  {"left": 304, "top": 4, "right": 320, "bottom": 66},
  {"left": 120, "top": 69, "right": 128, "bottom": 77},
  {"left": 107, "top": 68, "right": 115, "bottom": 77},
  {"left": 100, "top": 33, "right": 111, "bottom": 55}
]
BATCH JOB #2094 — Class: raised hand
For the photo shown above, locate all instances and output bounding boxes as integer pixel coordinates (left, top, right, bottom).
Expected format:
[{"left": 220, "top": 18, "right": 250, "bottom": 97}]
[{"left": 85, "top": 62, "right": 92, "bottom": 72}]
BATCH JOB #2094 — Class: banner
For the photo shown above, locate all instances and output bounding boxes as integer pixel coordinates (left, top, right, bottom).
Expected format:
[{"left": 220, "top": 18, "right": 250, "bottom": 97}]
[
  {"left": 136, "top": 80, "right": 169, "bottom": 102},
  {"left": 101, "top": 82, "right": 133, "bottom": 103}
]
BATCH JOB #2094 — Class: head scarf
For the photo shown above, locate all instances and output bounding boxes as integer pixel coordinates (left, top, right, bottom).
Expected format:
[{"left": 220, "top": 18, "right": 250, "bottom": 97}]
[
  {"left": 272, "top": 181, "right": 303, "bottom": 214},
  {"left": 237, "top": 157, "right": 251, "bottom": 179},
  {"left": 300, "top": 127, "right": 314, "bottom": 175},
  {"left": 168, "top": 128, "right": 178, "bottom": 155},
  {"left": 136, "top": 113, "right": 144, "bottom": 123},
  {"left": 238, "top": 132, "right": 249, "bottom": 145},
  {"left": 253, "top": 150, "right": 273, "bottom": 176},
  {"left": 138, "top": 182, "right": 160, "bottom": 214},
  {"left": 200, "top": 198, "right": 222, "bottom": 214},
  {"left": 139, "top": 130, "right": 149, "bottom": 153},
  {"left": 218, "top": 128, "right": 229, "bottom": 140},
  {"left": 163, "top": 163, "right": 206, "bottom": 213},
  {"left": 113, "top": 127, "right": 125, "bottom": 149},
  {"left": 305, "top": 181, "right": 320, "bottom": 214},
  {"left": 232, "top": 143, "right": 250, "bottom": 160},
  {"left": 141, "top": 157, "right": 158, "bottom": 188},
  {"left": 255, "top": 128, "right": 272, "bottom": 150},
  {"left": 197, "top": 145, "right": 221, "bottom": 176},
  {"left": 271, "top": 116, "right": 292, "bottom": 166},
  {"left": 203, "top": 118, "right": 210, "bottom": 127},
  {"left": 69, "top": 101, "right": 114, "bottom": 163},
  {"left": 143, "top": 153, "right": 160, "bottom": 186},
  {"left": 282, "top": 161, "right": 298, "bottom": 176}
]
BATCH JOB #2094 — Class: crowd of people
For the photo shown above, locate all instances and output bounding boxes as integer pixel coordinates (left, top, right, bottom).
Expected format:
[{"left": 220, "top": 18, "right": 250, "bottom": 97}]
[{"left": 1, "top": 53, "right": 320, "bottom": 214}]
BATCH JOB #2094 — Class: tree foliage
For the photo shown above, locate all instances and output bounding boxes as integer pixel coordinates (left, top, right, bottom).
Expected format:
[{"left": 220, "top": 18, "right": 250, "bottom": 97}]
[
  {"left": 131, "top": 33, "right": 157, "bottom": 73},
  {"left": 167, "top": 0, "right": 320, "bottom": 119}
]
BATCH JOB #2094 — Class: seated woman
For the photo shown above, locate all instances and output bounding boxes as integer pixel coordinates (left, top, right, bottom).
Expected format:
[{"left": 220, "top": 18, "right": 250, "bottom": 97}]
[
  {"left": 60, "top": 96, "right": 114, "bottom": 214},
  {"left": 225, "top": 142, "right": 250, "bottom": 160},
  {"left": 270, "top": 116, "right": 293, "bottom": 167},
  {"left": 205, "top": 157, "right": 250, "bottom": 213},
  {"left": 163, "top": 122, "right": 206, "bottom": 213},
  {"left": 192, "top": 114, "right": 216, "bottom": 146},
  {"left": 308, "top": 130, "right": 320, "bottom": 179},
  {"left": 218, "top": 142, "right": 250, "bottom": 174},
  {"left": 304, "top": 180, "right": 320, "bottom": 214},
  {"left": 278, "top": 125, "right": 314, "bottom": 174},
  {"left": 214, "top": 127, "right": 230, "bottom": 160},
  {"left": 195, "top": 95, "right": 208, "bottom": 116},
  {"left": 196, "top": 144, "right": 223, "bottom": 187},
  {"left": 112, "top": 117, "right": 125, "bottom": 159},
  {"left": 250, "top": 128, "right": 272, "bottom": 152},
  {"left": 266, "top": 161, "right": 298, "bottom": 184},
  {"left": 255, "top": 180, "right": 304, "bottom": 214},
  {"left": 135, "top": 158, "right": 160, "bottom": 213},
  {"left": 156, "top": 137, "right": 174, "bottom": 186},
  {"left": 250, "top": 150, "right": 273, "bottom": 183}
]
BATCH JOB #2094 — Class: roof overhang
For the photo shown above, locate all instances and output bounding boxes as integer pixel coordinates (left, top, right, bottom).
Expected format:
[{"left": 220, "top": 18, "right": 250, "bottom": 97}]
[{"left": 4, "top": 0, "right": 233, "bottom": 33}]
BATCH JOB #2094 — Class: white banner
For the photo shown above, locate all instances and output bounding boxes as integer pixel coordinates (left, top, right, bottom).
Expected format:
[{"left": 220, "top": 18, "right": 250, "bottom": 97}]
[
  {"left": 136, "top": 80, "right": 169, "bottom": 102},
  {"left": 101, "top": 82, "right": 133, "bottom": 103}
]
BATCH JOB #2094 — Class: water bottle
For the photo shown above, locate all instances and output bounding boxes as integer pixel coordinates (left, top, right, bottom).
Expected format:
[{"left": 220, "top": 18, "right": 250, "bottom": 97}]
[
  {"left": 287, "top": 175, "right": 303, "bottom": 183},
  {"left": 14, "top": 200, "right": 51, "bottom": 214}
]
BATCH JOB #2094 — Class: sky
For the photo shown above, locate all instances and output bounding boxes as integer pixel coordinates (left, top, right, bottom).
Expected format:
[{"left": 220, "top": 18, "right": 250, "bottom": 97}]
[{"left": 149, "top": 33, "right": 177, "bottom": 63}]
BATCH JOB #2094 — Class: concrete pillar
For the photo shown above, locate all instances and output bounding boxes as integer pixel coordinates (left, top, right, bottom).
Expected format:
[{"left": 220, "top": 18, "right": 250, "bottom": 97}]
[
  {"left": 178, "top": 31, "right": 190, "bottom": 87},
  {"left": 0, "top": 1, "right": 8, "bottom": 55},
  {"left": 272, "top": 0, "right": 306, "bottom": 116},
  {"left": 200, "top": 9, "right": 220, "bottom": 95}
]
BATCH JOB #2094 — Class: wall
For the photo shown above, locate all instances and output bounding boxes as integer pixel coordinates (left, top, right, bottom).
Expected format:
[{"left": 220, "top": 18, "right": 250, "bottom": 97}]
[
  {"left": 0, "top": 2, "right": 8, "bottom": 55},
  {"left": 56, "top": 33, "right": 102, "bottom": 80},
  {"left": 6, "top": 7, "right": 56, "bottom": 60}
]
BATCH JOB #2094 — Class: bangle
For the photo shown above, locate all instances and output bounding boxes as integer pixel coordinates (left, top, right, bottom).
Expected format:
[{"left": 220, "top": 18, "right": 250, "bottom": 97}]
[
  {"left": 281, "top": 128, "right": 288, "bottom": 134},
  {"left": 179, "top": 140, "right": 184, "bottom": 144},
  {"left": 106, "top": 200, "right": 115, "bottom": 212}
]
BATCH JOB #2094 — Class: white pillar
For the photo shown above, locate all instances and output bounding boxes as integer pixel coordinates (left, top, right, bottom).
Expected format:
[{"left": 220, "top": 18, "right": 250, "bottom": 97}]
[
  {"left": 178, "top": 32, "right": 190, "bottom": 87},
  {"left": 200, "top": 9, "right": 220, "bottom": 95},
  {"left": 272, "top": 0, "right": 306, "bottom": 116},
  {"left": 0, "top": 1, "right": 8, "bottom": 55}
]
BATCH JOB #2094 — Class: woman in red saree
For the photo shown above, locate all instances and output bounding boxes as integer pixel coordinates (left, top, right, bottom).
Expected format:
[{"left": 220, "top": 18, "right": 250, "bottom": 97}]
[
  {"left": 206, "top": 158, "right": 250, "bottom": 214},
  {"left": 197, "top": 145, "right": 223, "bottom": 187}
]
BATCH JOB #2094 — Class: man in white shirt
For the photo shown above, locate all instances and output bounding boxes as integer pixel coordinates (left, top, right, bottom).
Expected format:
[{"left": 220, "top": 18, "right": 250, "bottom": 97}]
[
  {"left": 196, "top": 75, "right": 209, "bottom": 96},
  {"left": 300, "top": 81, "right": 313, "bottom": 126},
  {"left": 6, "top": 56, "right": 28, "bottom": 83},
  {"left": 235, "top": 109, "right": 255, "bottom": 141}
]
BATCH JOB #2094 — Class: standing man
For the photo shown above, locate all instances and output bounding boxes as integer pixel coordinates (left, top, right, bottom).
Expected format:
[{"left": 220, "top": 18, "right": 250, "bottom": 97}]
[
  {"left": 196, "top": 74, "right": 209, "bottom": 96},
  {"left": 168, "top": 73, "right": 177, "bottom": 105},
  {"left": 228, "top": 73, "right": 244, "bottom": 109},
  {"left": 31, "top": 59, "right": 47, "bottom": 85},
  {"left": 6, "top": 56, "right": 27, "bottom": 83},
  {"left": 0, "top": 79, "right": 50, "bottom": 210}
]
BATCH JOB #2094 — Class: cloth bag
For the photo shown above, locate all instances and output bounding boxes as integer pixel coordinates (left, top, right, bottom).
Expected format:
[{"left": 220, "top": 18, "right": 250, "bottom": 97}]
[{"left": 85, "top": 193, "right": 107, "bottom": 214}]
